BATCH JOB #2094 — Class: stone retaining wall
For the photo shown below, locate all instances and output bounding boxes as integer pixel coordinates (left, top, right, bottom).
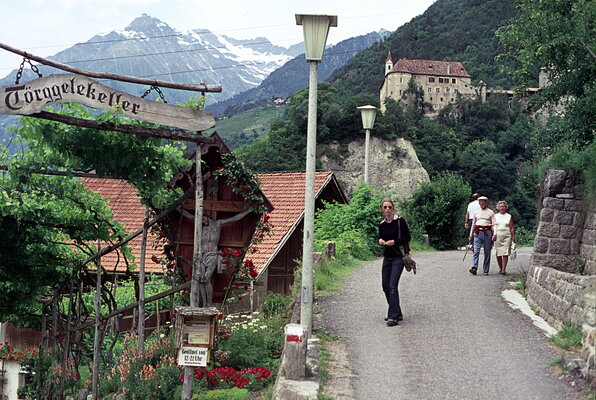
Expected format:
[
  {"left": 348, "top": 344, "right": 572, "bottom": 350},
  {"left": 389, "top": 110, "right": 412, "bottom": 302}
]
[{"left": 526, "top": 169, "right": 595, "bottom": 387}]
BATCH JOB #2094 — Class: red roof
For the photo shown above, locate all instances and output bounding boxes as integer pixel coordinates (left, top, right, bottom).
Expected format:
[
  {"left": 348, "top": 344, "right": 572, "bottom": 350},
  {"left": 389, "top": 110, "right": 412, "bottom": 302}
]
[
  {"left": 250, "top": 171, "right": 336, "bottom": 275},
  {"left": 81, "top": 178, "right": 164, "bottom": 274},
  {"left": 81, "top": 171, "right": 341, "bottom": 277},
  {"left": 385, "top": 52, "right": 393, "bottom": 63},
  {"left": 389, "top": 58, "right": 471, "bottom": 78}
]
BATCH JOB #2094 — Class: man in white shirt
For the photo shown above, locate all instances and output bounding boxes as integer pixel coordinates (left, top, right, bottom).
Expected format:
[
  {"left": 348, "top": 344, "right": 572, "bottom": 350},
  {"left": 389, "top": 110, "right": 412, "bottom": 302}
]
[
  {"left": 468, "top": 196, "right": 496, "bottom": 275},
  {"left": 464, "top": 193, "right": 480, "bottom": 230}
]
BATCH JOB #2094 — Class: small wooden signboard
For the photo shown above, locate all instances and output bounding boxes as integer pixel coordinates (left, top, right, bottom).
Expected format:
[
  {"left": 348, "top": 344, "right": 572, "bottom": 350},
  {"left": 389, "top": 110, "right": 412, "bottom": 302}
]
[{"left": 174, "top": 306, "right": 219, "bottom": 367}]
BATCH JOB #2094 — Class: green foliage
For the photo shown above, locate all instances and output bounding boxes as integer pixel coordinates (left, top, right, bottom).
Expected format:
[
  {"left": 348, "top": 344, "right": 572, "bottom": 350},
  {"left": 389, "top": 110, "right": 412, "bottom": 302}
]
[
  {"left": 537, "top": 141, "right": 596, "bottom": 196},
  {"left": 549, "top": 323, "right": 583, "bottom": 350},
  {"left": 402, "top": 173, "right": 471, "bottom": 250},
  {"left": 260, "top": 292, "right": 291, "bottom": 319},
  {"left": 206, "top": 104, "right": 287, "bottom": 150},
  {"left": 315, "top": 183, "right": 384, "bottom": 259},
  {"left": 314, "top": 257, "right": 359, "bottom": 294},
  {"left": 216, "top": 313, "right": 284, "bottom": 371},
  {"left": 497, "top": 0, "right": 595, "bottom": 151},
  {"left": 197, "top": 387, "right": 249, "bottom": 400}
]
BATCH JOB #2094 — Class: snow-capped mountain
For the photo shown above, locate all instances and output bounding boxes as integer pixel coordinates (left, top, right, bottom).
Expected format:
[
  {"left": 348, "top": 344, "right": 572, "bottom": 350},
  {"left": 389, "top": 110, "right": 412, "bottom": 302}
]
[{"left": 0, "top": 14, "right": 300, "bottom": 104}]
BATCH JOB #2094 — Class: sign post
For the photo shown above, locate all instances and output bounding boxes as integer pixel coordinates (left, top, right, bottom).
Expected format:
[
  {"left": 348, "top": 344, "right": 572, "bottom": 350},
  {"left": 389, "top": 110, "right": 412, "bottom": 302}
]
[{"left": 175, "top": 307, "right": 219, "bottom": 368}]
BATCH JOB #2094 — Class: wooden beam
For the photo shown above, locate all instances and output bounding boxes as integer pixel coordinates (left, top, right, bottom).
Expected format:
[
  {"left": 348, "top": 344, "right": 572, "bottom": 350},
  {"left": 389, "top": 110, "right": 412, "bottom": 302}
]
[
  {"left": 32, "top": 111, "right": 216, "bottom": 144},
  {"left": 0, "top": 42, "right": 222, "bottom": 93}
]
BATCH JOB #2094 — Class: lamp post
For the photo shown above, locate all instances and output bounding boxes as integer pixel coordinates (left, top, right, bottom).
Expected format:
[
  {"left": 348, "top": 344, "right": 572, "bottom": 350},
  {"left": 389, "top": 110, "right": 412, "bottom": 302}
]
[
  {"left": 296, "top": 13, "right": 337, "bottom": 336},
  {"left": 357, "top": 105, "right": 378, "bottom": 183}
]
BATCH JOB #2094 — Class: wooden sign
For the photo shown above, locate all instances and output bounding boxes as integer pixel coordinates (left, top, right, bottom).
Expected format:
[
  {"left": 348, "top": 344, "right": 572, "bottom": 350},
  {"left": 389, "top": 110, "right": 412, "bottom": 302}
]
[{"left": 0, "top": 73, "right": 215, "bottom": 131}]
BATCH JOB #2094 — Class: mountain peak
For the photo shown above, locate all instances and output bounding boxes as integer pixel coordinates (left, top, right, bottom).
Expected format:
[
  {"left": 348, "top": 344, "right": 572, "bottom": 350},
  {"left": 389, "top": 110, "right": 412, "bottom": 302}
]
[{"left": 124, "top": 14, "right": 176, "bottom": 36}]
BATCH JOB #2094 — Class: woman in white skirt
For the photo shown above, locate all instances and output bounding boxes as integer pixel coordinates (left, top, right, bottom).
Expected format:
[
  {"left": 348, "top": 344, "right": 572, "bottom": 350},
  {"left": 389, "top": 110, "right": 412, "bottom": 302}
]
[{"left": 494, "top": 201, "right": 515, "bottom": 275}]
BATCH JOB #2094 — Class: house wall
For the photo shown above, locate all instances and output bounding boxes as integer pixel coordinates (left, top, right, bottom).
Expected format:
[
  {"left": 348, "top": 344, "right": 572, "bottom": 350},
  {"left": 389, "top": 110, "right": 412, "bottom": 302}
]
[{"left": 381, "top": 71, "right": 476, "bottom": 112}]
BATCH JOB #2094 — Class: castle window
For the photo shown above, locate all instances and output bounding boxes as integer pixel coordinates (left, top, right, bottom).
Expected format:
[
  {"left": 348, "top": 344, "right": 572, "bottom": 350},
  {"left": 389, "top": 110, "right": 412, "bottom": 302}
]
[
  {"left": 440, "top": 98, "right": 444, "bottom": 102},
  {"left": 454, "top": 88, "right": 459, "bottom": 93},
  {"left": 438, "top": 78, "right": 444, "bottom": 83},
  {"left": 436, "top": 87, "right": 440, "bottom": 93},
  {"left": 428, "top": 87, "right": 432, "bottom": 93},
  {"left": 400, "top": 78, "right": 403, "bottom": 83},
  {"left": 428, "top": 77, "right": 435, "bottom": 83},
  {"left": 446, "top": 88, "right": 450, "bottom": 93},
  {"left": 452, "top": 78, "right": 456, "bottom": 84}
]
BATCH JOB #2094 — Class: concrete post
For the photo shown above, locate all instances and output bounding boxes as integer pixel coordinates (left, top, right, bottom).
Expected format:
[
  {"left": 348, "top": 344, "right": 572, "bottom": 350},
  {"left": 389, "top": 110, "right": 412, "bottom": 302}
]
[
  {"left": 301, "top": 61, "right": 318, "bottom": 336},
  {"left": 283, "top": 324, "right": 307, "bottom": 380}
]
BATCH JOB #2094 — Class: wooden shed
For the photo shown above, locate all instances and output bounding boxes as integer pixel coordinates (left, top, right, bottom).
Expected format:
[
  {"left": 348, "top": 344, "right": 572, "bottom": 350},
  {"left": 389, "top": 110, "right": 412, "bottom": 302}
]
[{"left": 249, "top": 171, "right": 347, "bottom": 299}]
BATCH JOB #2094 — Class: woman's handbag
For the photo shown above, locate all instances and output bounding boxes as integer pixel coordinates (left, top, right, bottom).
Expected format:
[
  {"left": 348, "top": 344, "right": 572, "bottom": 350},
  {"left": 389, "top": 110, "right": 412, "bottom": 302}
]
[
  {"left": 402, "top": 252, "right": 417, "bottom": 274},
  {"left": 398, "top": 219, "right": 416, "bottom": 274}
]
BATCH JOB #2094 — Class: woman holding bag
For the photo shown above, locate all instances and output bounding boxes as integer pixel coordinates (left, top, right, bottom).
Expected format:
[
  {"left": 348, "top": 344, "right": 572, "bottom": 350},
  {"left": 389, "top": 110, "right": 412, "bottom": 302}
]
[
  {"left": 494, "top": 200, "right": 515, "bottom": 275},
  {"left": 378, "top": 198, "right": 411, "bottom": 327}
]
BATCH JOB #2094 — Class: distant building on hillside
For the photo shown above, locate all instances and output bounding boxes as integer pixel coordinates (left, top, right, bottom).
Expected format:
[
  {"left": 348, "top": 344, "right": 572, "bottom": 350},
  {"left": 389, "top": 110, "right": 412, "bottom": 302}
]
[{"left": 380, "top": 53, "right": 477, "bottom": 112}]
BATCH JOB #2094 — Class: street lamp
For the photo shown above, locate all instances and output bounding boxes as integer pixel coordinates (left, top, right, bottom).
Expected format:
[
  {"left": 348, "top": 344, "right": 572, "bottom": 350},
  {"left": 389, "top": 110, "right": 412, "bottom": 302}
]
[
  {"left": 357, "top": 105, "right": 378, "bottom": 183},
  {"left": 296, "top": 13, "right": 337, "bottom": 336}
]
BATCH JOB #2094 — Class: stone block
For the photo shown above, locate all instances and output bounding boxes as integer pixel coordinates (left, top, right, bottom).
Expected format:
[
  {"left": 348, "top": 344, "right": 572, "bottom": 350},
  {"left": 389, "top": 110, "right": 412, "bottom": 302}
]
[
  {"left": 554, "top": 210, "right": 577, "bottom": 225},
  {"left": 583, "top": 229, "right": 596, "bottom": 246},
  {"left": 564, "top": 199, "right": 583, "bottom": 212},
  {"left": 533, "top": 237, "right": 549, "bottom": 253},
  {"left": 538, "top": 222, "right": 560, "bottom": 238},
  {"left": 323, "top": 241, "right": 336, "bottom": 260},
  {"left": 543, "top": 197, "right": 565, "bottom": 210},
  {"left": 540, "top": 208, "right": 554, "bottom": 222},
  {"left": 542, "top": 169, "right": 567, "bottom": 197},
  {"left": 560, "top": 225, "right": 579, "bottom": 239},
  {"left": 550, "top": 239, "right": 572, "bottom": 255}
]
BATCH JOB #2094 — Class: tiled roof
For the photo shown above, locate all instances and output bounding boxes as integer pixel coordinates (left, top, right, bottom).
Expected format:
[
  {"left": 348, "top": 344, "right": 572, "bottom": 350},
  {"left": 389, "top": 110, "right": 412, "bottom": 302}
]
[
  {"left": 250, "top": 171, "right": 335, "bottom": 275},
  {"left": 81, "top": 178, "right": 164, "bottom": 274},
  {"left": 389, "top": 58, "right": 471, "bottom": 78},
  {"left": 385, "top": 52, "right": 393, "bottom": 63}
]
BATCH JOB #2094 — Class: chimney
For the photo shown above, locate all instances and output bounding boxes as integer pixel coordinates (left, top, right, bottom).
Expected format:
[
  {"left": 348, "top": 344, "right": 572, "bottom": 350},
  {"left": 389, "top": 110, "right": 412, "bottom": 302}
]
[{"left": 447, "top": 64, "right": 451, "bottom": 75}]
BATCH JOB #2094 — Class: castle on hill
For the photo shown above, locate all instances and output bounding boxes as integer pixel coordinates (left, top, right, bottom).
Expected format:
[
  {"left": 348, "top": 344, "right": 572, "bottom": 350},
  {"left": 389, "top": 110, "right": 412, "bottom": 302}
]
[{"left": 380, "top": 53, "right": 547, "bottom": 113}]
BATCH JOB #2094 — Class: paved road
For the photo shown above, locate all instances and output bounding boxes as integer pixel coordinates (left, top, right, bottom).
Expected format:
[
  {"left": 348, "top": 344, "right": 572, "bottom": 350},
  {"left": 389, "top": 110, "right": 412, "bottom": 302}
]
[{"left": 315, "top": 247, "right": 580, "bottom": 400}]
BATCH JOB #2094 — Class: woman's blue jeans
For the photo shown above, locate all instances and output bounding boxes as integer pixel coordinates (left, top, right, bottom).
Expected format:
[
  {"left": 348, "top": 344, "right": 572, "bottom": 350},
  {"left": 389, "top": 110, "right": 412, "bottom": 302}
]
[{"left": 382, "top": 257, "right": 404, "bottom": 320}]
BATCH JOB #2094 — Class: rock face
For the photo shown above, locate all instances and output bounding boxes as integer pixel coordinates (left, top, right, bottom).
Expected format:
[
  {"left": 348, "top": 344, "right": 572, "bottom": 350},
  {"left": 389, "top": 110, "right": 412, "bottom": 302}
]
[{"left": 319, "top": 137, "right": 430, "bottom": 198}]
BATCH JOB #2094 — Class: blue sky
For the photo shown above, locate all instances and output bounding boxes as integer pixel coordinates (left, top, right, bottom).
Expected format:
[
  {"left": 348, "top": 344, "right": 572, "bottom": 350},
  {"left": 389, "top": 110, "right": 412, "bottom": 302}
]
[{"left": 0, "top": 0, "right": 435, "bottom": 74}]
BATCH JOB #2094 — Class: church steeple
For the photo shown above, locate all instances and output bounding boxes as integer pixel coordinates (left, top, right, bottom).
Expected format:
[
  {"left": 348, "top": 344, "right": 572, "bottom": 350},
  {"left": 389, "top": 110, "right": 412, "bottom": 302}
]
[{"left": 385, "top": 52, "right": 393, "bottom": 75}]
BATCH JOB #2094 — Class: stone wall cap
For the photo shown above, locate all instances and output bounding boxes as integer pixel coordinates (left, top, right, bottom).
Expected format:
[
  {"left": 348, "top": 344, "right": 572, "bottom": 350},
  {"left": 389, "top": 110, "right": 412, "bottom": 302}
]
[{"left": 556, "top": 193, "right": 574, "bottom": 199}]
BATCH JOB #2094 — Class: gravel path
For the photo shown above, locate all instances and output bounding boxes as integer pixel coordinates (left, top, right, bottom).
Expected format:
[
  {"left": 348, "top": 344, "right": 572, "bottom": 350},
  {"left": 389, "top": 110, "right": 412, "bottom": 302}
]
[{"left": 315, "top": 247, "right": 580, "bottom": 400}]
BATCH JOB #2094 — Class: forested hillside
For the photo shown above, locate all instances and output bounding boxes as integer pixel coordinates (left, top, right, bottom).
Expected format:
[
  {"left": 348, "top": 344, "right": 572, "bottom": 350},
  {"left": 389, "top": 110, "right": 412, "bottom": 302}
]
[
  {"left": 331, "top": 0, "right": 517, "bottom": 99},
  {"left": 235, "top": 0, "right": 595, "bottom": 242}
]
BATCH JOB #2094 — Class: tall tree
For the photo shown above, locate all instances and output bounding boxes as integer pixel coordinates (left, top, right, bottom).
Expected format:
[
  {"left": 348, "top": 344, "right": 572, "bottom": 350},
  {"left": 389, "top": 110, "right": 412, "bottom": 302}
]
[{"left": 497, "top": 0, "right": 596, "bottom": 149}]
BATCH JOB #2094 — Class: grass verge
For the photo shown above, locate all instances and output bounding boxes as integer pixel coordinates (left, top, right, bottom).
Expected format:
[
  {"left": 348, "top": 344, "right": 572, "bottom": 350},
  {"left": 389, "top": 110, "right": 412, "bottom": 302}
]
[{"left": 549, "top": 324, "right": 582, "bottom": 350}]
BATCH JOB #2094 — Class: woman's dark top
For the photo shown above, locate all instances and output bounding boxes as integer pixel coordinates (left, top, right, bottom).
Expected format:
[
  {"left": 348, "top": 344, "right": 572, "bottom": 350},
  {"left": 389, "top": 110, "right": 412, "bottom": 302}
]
[{"left": 378, "top": 215, "right": 411, "bottom": 258}]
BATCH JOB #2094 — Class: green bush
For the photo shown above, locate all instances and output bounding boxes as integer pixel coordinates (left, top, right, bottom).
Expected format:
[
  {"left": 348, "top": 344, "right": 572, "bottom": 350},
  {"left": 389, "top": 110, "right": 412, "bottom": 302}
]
[
  {"left": 549, "top": 324, "right": 582, "bottom": 350},
  {"left": 315, "top": 183, "right": 384, "bottom": 259},
  {"left": 261, "top": 292, "right": 291, "bottom": 319},
  {"left": 196, "top": 387, "right": 249, "bottom": 400},
  {"left": 402, "top": 172, "right": 471, "bottom": 250}
]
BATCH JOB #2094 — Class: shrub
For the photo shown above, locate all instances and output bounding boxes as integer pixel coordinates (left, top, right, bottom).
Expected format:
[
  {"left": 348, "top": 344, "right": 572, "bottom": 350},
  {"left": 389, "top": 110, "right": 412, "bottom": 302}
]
[
  {"left": 315, "top": 183, "right": 384, "bottom": 259},
  {"left": 261, "top": 292, "right": 291, "bottom": 319},
  {"left": 549, "top": 324, "right": 582, "bottom": 350},
  {"left": 402, "top": 172, "right": 471, "bottom": 250},
  {"left": 194, "top": 387, "right": 249, "bottom": 400}
]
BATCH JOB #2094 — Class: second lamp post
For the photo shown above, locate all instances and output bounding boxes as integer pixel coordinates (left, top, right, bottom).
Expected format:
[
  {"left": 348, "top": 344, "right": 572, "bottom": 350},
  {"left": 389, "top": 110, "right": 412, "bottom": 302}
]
[{"left": 357, "top": 105, "right": 378, "bottom": 183}]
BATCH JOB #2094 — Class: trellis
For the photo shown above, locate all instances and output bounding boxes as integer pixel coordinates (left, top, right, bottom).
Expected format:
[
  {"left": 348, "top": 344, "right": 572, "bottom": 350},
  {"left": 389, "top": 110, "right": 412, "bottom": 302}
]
[{"left": 0, "top": 42, "right": 238, "bottom": 400}]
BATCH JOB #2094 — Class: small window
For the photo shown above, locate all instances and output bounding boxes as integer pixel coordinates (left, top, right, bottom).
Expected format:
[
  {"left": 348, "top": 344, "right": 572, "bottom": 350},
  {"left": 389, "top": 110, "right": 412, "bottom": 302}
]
[
  {"left": 446, "top": 88, "right": 450, "bottom": 93},
  {"left": 399, "top": 90, "right": 402, "bottom": 95},
  {"left": 438, "top": 78, "right": 444, "bottom": 83},
  {"left": 428, "top": 77, "right": 435, "bottom": 83},
  {"left": 436, "top": 87, "right": 440, "bottom": 93},
  {"left": 400, "top": 77, "right": 403, "bottom": 83},
  {"left": 454, "top": 88, "right": 459, "bottom": 93},
  {"left": 440, "top": 98, "right": 444, "bottom": 102},
  {"left": 452, "top": 78, "right": 456, "bottom": 84},
  {"left": 428, "top": 87, "right": 432, "bottom": 93}
]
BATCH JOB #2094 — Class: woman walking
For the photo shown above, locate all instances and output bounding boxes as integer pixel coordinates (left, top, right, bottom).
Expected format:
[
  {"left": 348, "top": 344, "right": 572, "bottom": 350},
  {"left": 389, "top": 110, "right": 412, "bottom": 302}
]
[
  {"left": 378, "top": 198, "right": 411, "bottom": 327},
  {"left": 494, "top": 200, "right": 515, "bottom": 275}
]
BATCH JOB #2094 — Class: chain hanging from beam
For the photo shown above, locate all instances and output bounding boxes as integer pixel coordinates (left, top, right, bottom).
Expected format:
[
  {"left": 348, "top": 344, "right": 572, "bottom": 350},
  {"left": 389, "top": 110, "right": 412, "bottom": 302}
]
[
  {"left": 15, "top": 57, "right": 42, "bottom": 84},
  {"left": 141, "top": 85, "right": 168, "bottom": 103}
]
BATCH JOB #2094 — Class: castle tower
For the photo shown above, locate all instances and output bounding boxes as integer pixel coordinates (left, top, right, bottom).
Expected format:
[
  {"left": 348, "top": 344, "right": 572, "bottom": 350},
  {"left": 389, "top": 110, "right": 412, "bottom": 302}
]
[{"left": 385, "top": 52, "right": 393, "bottom": 75}]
